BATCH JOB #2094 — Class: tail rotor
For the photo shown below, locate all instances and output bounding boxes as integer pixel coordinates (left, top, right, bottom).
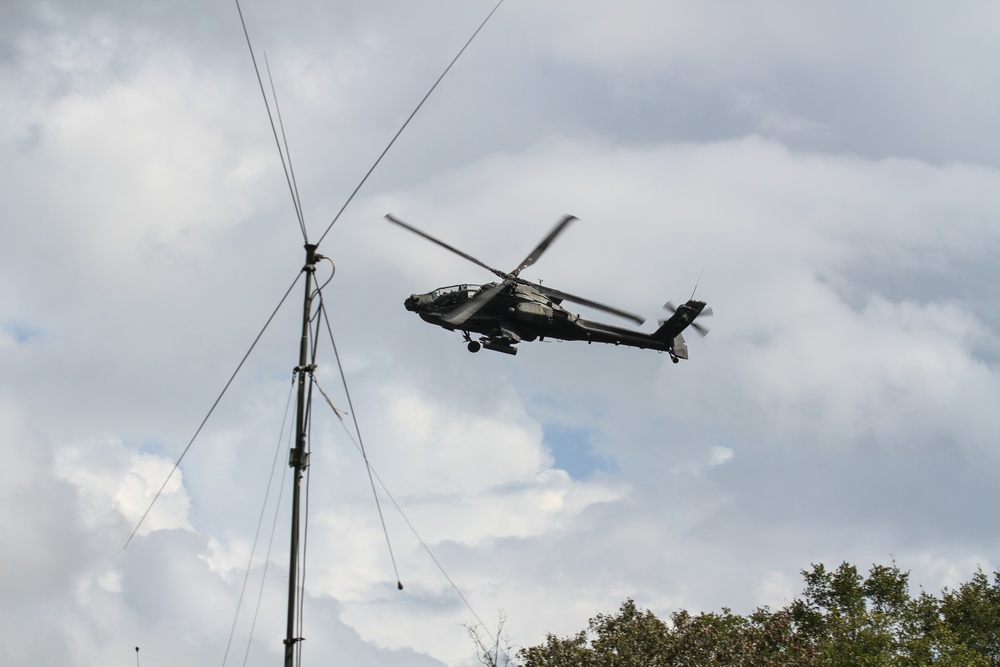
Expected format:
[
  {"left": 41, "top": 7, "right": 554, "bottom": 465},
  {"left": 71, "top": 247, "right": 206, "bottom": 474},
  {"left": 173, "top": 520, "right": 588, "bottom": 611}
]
[{"left": 662, "top": 300, "right": 712, "bottom": 337}]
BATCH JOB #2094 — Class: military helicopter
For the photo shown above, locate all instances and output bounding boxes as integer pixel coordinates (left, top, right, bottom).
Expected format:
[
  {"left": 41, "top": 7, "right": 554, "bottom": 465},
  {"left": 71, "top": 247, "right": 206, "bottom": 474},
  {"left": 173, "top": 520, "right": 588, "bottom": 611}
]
[{"left": 384, "top": 213, "right": 711, "bottom": 360}]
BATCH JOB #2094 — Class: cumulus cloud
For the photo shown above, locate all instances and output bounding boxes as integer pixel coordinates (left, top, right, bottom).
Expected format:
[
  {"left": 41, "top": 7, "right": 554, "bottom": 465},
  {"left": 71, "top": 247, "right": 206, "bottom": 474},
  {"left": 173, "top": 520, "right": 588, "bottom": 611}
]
[{"left": 2, "top": 1, "right": 999, "bottom": 666}]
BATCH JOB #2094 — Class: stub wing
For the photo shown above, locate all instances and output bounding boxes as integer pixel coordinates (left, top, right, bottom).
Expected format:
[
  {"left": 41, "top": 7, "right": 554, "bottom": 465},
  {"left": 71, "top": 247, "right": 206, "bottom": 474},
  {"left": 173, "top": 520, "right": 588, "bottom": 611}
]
[{"left": 672, "top": 333, "right": 689, "bottom": 360}]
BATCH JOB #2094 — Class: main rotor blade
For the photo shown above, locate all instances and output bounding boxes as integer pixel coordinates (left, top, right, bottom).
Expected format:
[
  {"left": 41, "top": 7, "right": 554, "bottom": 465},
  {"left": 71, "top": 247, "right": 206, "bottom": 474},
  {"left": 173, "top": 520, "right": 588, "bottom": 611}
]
[
  {"left": 442, "top": 282, "right": 507, "bottom": 326},
  {"left": 512, "top": 214, "right": 577, "bottom": 277},
  {"left": 384, "top": 214, "right": 505, "bottom": 279},
  {"left": 537, "top": 285, "right": 645, "bottom": 326}
]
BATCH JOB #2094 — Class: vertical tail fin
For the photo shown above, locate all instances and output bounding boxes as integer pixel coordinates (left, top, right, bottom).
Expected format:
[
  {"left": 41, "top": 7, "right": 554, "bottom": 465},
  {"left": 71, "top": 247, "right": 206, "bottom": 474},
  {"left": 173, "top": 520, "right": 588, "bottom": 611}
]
[{"left": 654, "top": 299, "right": 709, "bottom": 341}]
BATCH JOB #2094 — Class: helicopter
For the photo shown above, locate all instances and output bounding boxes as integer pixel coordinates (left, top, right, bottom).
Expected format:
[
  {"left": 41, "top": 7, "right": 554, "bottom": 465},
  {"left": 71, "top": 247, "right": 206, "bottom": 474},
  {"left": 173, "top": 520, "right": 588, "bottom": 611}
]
[{"left": 384, "top": 213, "right": 711, "bottom": 360}]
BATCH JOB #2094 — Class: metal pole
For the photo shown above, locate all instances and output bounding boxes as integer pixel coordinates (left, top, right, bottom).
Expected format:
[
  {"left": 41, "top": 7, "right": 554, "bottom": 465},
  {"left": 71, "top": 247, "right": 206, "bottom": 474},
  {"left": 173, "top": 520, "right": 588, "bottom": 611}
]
[{"left": 285, "top": 243, "right": 318, "bottom": 667}]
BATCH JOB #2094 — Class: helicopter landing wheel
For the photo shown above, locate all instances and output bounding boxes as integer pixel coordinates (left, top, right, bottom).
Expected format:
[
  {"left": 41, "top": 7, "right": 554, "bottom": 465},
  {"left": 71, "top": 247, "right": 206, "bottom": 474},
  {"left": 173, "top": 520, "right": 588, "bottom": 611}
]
[
  {"left": 467, "top": 341, "right": 481, "bottom": 353},
  {"left": 670, "top": 355, "right": 679, "bottom": 364}
]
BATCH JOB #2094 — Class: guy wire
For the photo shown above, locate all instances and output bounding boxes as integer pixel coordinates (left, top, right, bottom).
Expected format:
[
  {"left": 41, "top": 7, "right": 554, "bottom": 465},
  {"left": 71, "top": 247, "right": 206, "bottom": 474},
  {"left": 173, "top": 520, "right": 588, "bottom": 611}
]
[
  {"left": 125, "top": 270, "right": 304, "bottom": 549},
  {"left": 314, "top": 293, "right": 509, "bottom": 664},
  {"left": 234, "top": 0, "right": 308, "bottom": 242},
  {"left": 316, "top": 378, "right": 499, "bottom": 648},
  {"left": 315, "top": 0, "right": 506, "bottom": 247},
  {"left": 293, "top": 273, "right": 504, "bottom": 657},
  {"left": 241, "top": 412, "right": 294, "bottom": 667},
  {"left": 222, "top": 377, "right": 297, "bottom": 667},
  {"left": 316, "top": 293, "right": 401, "bottom": 587},
  {"left": 265, "top": 52, "right": 307, "bottom": 236}
]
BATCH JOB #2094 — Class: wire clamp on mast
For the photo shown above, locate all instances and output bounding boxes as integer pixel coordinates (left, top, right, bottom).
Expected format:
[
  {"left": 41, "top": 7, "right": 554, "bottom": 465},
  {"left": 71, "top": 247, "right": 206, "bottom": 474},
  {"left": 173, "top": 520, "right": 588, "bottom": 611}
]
[
  {"left": 288, "top": 446, "right": 310, "bottom": 469},
  {"left": 304, "top": 243, "right": 319, "bottom": 271}
]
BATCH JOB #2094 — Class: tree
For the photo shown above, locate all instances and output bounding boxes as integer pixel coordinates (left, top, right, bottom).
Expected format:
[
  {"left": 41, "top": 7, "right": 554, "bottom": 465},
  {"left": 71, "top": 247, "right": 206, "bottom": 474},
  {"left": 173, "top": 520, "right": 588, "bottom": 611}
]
[
  {"left": 512, "top": 562, "right": 1000, "bottom": 667},
  {"left": 940, "top": 569, "right": 1000, "bottom": 666},
  {"left": 789, "top": 561, "right": 910, "bottom": 666},
  {"left": 518, "top": 599, "right": 671, "bottom": 667},
  {"left": 589, "top": 598, "right": 673, "bottom": 666},
  {"left": 468, "top": 612, "right": 518, "bottom": 667},
  {"left": 518, "top": 629, "right": 592, "bottom": 667},
  {"left": 518, "top": 630, "right": 593, "bottom": 667}
]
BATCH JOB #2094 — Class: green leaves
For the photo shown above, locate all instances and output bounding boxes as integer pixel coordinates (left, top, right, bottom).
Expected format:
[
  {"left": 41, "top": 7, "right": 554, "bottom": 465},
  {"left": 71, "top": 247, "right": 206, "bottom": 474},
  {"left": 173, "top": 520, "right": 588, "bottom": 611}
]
[
  {"left": 516, "top": 563, "right": 1000, "bottom": 667},
  {"left": 518, "top": 631, "right": 592, "bottom": 667},
  {"left": 940, "top": 569, "right": 1000, "bottom": 666},
  {"left": 589, "top": 599, "right": 672, "bottom": 667}
]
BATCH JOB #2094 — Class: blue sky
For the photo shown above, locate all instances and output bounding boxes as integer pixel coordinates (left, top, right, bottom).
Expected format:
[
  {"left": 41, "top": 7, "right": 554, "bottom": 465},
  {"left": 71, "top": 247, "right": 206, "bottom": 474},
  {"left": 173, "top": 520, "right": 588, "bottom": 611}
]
[
  {"left": 2, "top": 1, "right": 1000, "bottom": 665},
  {"left": 542, "top": 423, "right": 613, "bottom": 479}
]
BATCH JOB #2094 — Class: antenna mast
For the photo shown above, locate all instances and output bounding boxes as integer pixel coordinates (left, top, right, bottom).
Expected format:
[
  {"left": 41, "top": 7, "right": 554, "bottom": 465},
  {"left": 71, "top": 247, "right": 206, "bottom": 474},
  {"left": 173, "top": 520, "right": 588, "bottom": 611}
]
[
  {"left": 284, "top": 243, "right": 318, "bottom": 667},
  {"left": 229, "top": 2, "right": 506, "bottom": 662}
]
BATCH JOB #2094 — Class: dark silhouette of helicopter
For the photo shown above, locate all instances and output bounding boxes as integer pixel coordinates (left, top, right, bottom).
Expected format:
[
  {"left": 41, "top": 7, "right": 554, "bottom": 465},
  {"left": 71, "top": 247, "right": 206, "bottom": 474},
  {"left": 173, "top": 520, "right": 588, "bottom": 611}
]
[{"left": 385, "top": 213, "right": 711, "bottom": 360}]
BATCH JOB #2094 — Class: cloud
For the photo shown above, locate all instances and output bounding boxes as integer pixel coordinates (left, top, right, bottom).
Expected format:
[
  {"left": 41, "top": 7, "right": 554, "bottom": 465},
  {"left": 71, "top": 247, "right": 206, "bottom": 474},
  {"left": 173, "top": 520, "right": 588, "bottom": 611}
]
[{"left": 3, "top": 1, "right": 1000, "bottom": 665}]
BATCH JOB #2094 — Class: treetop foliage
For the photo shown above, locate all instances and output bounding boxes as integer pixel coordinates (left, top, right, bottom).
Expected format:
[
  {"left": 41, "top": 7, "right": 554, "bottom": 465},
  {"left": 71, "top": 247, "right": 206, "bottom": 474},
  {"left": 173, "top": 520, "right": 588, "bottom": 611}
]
[{"left": 511, "top": 562, "right": 1000, "bottom": 667}]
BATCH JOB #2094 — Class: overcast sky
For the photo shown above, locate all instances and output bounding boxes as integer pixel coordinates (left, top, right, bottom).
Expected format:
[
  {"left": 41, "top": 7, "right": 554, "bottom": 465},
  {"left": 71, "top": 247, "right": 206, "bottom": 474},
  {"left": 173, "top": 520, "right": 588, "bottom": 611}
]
[{"left": 2, "top": 1, "right": 1000, "bottom": 665}]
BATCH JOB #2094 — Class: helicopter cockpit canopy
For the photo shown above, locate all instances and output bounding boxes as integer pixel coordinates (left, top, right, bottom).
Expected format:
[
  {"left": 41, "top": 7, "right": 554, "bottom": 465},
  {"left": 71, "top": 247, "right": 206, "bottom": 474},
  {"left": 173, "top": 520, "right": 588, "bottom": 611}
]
[
  {"left": 406, "top": 284, "right": 483, "bottom": 312},
  {"left": 428, "top": 284, "right": 480, "bottom": 307}
]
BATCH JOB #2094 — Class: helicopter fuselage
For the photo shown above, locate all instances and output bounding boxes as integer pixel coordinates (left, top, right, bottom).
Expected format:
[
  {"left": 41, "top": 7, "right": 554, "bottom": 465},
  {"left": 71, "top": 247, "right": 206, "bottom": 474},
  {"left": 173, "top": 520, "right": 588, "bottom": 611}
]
[
  {"left": 386, "top": 213, "right": 709, "bottom": 359},
  {"left": 405, "top": 282, "right": 707, "bottom": 358}
]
